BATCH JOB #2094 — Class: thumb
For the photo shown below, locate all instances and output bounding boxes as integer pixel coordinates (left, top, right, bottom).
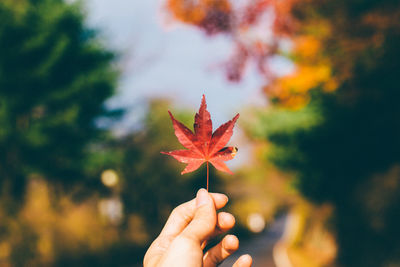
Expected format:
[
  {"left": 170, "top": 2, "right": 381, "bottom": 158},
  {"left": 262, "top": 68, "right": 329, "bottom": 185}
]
[{"left": 180, "top": 188, "right": 217, "bottom": 244}]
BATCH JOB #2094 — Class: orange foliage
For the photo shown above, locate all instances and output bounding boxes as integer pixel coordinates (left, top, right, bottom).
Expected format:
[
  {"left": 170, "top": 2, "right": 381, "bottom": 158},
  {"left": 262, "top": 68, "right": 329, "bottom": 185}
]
[
  {"left": 294, "top": 36, "right": 322, "bottom": 60},
  {"left": 166, "top": 0, "right": 232, "bottom": 34}
]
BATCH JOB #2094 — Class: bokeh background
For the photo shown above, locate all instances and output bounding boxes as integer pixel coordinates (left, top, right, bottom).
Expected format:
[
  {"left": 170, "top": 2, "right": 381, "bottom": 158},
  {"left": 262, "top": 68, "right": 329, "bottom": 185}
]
[{"left": 1, "top": 0, "right": 399, "bottom": 266}]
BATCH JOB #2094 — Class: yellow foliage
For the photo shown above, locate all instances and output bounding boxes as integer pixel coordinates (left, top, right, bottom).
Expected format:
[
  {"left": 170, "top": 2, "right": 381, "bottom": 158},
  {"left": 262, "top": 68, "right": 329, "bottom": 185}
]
[
  {"left": 0, "top": 242, "right": 11, "bottom": 260},
  {"left": 294, "top": 36, "right": 322, "bottom": 59},
  {"left": 281, "top": 64, "right": 331, "bottom": 93},
  {"left": 267, "top": 14, "right": 342, "bottom": 109},
  {"left": 267, "top": 62, "right": 337, "bottom": 109},
  {"left": 279, "top": 202, "right": 337, "bottom": 267},
  {"left": 266, "top": 32, "right": 339, "bottom": 109},
  {"left": 0, "top": 178, "right": 138, "bottom": 265}
]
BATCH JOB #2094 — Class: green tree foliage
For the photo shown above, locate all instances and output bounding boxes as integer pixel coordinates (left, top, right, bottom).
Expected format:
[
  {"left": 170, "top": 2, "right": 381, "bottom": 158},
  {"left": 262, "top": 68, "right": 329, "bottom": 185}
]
[{"left": 0, "top": 0, "right": 118, "bottom": 207}]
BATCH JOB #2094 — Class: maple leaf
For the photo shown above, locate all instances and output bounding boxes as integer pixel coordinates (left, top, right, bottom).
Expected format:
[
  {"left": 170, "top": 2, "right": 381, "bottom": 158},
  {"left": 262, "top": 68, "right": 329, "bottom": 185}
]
[{"left": 161, "top": 95, "right": 239, "bottom": 190}]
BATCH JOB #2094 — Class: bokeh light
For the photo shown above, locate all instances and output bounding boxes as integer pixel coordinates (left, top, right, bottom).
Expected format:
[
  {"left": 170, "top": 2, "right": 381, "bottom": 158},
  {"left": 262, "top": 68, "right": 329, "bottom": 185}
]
[
  {"left": 98, "top": 198, "right": 124, "bottom": 225},
  {"left": 247, "top": 213, "right": 266, "bottom": 233},
  {"left": 101, "top": 169, "right": 119, "bottom": 187}
]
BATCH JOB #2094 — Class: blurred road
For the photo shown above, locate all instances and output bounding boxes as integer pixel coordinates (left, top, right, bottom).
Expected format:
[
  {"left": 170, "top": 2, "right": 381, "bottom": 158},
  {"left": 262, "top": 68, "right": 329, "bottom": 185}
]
[{"left": 220, "top": 215, "right": 287, "bottom": 267}]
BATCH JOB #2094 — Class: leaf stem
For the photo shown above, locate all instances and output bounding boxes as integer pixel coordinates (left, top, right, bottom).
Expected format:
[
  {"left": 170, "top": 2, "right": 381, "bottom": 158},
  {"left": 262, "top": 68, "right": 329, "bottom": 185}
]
[{"left": 206, "top": 161, "right": 209, "bottom": 192}]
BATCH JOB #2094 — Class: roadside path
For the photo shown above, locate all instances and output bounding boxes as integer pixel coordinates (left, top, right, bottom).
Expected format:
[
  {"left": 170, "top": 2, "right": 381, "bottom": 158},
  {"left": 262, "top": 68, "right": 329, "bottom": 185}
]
[{"left": 220, "top": 215, "right": 287, "bottom": 267}]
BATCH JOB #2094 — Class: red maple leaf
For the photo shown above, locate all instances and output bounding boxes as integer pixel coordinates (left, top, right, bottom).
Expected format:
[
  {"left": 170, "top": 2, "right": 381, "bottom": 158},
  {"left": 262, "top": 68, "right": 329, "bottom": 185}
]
[{"left": 161, "top": 95, "right": 239, "bottom": 190}]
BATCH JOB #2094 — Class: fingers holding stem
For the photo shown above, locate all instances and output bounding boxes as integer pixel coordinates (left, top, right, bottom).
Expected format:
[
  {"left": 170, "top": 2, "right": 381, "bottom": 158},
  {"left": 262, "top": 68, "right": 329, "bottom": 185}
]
[
  {"left": 203, "top": 235, "right": 253, "bottom": 267},
  {"left": 203, "top": 235, "right": 239, "bottom": 267}
]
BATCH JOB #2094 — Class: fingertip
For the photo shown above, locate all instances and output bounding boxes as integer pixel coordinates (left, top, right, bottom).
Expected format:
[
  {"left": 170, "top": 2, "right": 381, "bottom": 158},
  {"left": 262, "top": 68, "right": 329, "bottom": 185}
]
[
  {"left": 222, "top": 234, "right": 239, "bottom": 252},
  {"left": 217, "top": 212, "right": 235, "bottom": 230},
  {"left": 210, "top": 192, "right": 228, "bottom": 202},
  {"left": 237, "top": 254, "right": 252, "bottom": 266},
  {"left": 203, "top": 234, "right": 238, "bottom": 267},
  {"left": 196, "top": 188, "right": 212, "bottom": 208},
  {"left": 210, "top": 192, "right": 229, "bottom": 209}
]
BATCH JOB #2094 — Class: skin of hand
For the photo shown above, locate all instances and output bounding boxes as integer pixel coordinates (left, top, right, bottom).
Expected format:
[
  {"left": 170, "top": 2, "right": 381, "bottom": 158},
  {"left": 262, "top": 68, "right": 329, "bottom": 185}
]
[{"left": 144, "top": 188, "right": 253, "bottom": 267}]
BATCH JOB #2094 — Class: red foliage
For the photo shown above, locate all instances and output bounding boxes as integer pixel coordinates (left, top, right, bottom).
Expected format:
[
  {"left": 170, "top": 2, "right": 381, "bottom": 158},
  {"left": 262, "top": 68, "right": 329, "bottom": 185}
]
[
  {"left": 161, "top": 95, "right": 239, "bottom": 176},
  {"left": 166, "top": 0, "right": 299, "bottom": 83},
  {"left": 165, "top": 0, "right": 305, "bottom": 106}
]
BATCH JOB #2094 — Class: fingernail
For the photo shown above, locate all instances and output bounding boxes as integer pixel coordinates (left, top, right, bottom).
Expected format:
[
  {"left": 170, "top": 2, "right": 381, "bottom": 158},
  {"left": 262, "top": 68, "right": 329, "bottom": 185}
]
[
  {"left": 224, "top": 195, "right": 229, "bottom": 203},
  {"left": 238, "top": 254, "right": 252, "bottom": 264},
  {"left": 196, "top": 188, "right": 208, "bottom": 208}
]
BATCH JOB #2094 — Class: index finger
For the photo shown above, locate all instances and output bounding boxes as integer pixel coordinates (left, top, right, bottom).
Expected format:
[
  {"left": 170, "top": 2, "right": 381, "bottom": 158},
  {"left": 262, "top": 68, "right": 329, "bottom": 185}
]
[{"left": 159, "top": 192, "right": 228, "bottom": 238}]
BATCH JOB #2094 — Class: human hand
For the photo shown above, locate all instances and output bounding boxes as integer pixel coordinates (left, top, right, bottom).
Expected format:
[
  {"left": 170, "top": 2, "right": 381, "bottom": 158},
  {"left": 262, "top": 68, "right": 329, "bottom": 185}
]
[{"left": 144, "top": 188, "right": 252, "bottom": 267}]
